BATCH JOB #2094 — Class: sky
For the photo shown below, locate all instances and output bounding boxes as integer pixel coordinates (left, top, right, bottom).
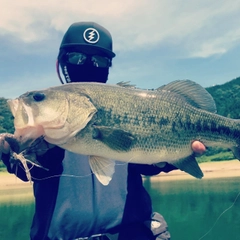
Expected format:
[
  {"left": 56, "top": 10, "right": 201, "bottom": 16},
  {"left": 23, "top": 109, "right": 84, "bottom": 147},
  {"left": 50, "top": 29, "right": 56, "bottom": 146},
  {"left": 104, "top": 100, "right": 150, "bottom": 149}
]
[{"left": 0, "top": 0, "right": 240, "bottom": 98}]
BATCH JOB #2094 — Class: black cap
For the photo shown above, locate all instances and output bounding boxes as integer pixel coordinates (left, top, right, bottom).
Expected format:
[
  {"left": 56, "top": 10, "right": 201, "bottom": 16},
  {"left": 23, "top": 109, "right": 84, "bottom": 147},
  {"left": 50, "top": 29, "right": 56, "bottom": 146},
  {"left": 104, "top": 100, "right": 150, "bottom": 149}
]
[{"left": 59, "top": 22, "right": 115, "bottom": 58}]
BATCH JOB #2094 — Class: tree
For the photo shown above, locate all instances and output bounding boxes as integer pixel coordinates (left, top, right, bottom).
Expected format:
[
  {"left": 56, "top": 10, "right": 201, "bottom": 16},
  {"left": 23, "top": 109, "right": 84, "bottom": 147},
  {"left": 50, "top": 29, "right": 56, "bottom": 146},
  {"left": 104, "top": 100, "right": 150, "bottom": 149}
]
[{"left": 0, "top": 97, "right": 14, "bottom": 133}]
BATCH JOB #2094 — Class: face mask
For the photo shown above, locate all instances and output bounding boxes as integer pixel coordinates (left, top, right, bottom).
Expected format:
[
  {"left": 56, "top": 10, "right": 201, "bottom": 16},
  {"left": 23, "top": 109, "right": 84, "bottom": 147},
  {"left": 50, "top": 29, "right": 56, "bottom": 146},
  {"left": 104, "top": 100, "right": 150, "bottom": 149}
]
[{"left": 61, "top": 62, "right": 109, "bottom": 83}]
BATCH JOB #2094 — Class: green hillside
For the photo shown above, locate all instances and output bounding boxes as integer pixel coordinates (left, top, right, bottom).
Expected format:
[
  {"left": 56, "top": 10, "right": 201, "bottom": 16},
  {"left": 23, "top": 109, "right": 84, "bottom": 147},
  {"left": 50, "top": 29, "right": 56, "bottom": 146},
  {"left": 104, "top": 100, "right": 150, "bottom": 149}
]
[
  {"left": 0, "top": 98, "right": 14, "bottom": 134},
  {"left": 206, "top": 77, "right": 240, "bottom": 119}
]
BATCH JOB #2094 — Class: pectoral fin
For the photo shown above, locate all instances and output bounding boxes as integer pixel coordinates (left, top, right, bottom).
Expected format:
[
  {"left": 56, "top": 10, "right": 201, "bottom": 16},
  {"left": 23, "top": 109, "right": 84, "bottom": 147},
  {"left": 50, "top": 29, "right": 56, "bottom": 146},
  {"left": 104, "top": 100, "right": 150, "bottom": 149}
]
[
  {"left": 92, "top": 125, "right": 135, "bottom": 152},
  {"left": 172, "top": 155, "right": 203, "bottom": 179},
  {"left": 89, "top": 156, "right": 115, "bottom": 186}
]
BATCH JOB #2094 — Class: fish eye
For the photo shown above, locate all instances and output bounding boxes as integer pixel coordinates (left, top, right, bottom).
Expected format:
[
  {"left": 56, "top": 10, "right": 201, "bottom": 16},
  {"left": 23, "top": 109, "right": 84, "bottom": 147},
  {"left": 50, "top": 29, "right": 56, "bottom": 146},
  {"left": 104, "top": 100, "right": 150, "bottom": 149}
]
[{"left": 33, "top": 92, "right": 45, "bottom": 102}]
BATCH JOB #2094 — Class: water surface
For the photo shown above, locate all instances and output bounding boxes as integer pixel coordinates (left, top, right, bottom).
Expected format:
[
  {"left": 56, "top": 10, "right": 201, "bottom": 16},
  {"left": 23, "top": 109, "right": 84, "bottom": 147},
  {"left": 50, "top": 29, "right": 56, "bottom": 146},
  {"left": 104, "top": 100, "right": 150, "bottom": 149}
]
[
  {"left": 144, "top": 176, "right": 240, "bottom": 240},
  {"left": 0, "top": 177, "right": 240, "bottom": 240}
]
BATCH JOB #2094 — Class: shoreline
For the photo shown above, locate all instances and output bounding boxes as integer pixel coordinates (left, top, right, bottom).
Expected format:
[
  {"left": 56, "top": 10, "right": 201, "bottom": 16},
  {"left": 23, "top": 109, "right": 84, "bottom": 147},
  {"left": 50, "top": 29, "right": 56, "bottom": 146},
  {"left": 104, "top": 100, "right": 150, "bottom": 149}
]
[
  {"left": 145, "top": 159, "right": 240, "bottom": 181},
  {"left": 0, "top": 171, "right": 33, "bottom": 202},
  {"left": 1, "top": 160, "right": 240, "bottom": 190}
]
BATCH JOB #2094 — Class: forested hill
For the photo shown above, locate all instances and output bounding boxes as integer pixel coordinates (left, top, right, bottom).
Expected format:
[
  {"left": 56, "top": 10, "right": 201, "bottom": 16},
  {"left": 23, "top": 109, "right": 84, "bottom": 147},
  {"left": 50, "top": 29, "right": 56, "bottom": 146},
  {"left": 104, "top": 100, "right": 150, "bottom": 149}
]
[
  {"left": 0, "top": 77, "right": 240, "bottom": 134},
  {"left": 0, "top": 98, "right": 14, "bottom": 133},
  {"left": 206, "top": 77, "right": 240, "bottom": 119}
]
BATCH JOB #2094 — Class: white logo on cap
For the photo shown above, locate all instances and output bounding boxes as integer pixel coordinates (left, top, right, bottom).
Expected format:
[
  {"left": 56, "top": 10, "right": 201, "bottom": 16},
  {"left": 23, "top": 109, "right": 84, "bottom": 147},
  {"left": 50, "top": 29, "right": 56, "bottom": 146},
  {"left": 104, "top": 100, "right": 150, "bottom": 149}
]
[{"left": 83, "top": 28, "right": 100, "bottom": 44}]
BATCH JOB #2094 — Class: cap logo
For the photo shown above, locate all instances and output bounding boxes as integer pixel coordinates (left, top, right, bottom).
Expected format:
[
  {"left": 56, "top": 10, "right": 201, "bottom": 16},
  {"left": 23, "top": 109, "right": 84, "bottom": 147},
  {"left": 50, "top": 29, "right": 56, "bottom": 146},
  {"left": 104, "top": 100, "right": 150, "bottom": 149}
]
[{"left": 83, "top": 28, "right": 100, "bottom": 44}]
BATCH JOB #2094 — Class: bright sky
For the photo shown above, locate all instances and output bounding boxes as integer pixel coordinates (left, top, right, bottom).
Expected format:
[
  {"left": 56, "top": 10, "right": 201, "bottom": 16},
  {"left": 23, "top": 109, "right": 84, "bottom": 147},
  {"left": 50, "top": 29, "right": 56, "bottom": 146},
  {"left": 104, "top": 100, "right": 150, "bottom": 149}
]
[{"left": 1, "top": 0, "right": 240, "bottom": 98}]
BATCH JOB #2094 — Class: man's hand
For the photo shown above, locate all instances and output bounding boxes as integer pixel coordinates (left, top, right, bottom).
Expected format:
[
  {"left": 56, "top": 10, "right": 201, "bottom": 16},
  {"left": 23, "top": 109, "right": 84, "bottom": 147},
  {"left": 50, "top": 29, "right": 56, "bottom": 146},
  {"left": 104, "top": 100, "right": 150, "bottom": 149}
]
[
  {"left": 0, "top": 133, "right": 14, "bottom": 173},
  {"left": 0, "top": 133, "right": 11, "bottom": 156},
  {"left": 0, "top": 133, "right": 56, "bottom": 177},
  {"left": 156, "top": 141, "right": 206, "bottom": 172},
  {"left": 191, "top": 140, "right": 206, "bottom": 156}
]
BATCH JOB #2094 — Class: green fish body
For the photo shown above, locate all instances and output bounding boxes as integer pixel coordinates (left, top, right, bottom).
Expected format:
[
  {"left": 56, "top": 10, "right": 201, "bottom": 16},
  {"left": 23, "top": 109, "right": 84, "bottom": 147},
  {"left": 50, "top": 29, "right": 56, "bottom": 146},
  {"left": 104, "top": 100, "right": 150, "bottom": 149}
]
[{"left": 8, "top": 80, "right": 240, "bottom": 185}]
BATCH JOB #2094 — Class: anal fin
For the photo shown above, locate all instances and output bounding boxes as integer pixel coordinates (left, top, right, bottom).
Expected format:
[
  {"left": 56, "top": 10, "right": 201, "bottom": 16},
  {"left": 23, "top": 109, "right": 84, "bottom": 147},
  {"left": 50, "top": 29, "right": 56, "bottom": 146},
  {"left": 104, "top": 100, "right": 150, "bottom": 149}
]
[{"left": 172, "top": 155, "right": 203, "bottom": 179}]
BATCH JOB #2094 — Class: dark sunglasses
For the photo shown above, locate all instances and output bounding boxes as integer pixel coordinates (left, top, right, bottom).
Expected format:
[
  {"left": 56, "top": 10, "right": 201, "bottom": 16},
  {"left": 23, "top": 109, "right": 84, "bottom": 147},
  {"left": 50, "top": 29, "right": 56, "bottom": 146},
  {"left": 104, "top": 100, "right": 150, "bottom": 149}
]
[{"left": 66, "top": 52, "right": 112, "bottom": 68}]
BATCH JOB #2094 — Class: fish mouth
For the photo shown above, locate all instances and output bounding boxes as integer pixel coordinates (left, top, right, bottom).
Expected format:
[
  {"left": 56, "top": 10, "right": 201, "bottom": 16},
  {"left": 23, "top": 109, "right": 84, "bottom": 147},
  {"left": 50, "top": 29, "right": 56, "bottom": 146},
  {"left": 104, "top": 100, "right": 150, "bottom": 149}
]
[
  {"left": 7, "top": 99, "right": 19, "bottom": 117},
  {"left": 8, "top": 98, "right": 45, "bottom": 148},
  {"left": 8, "top": 98, "right": 35, "bottom": 128}
]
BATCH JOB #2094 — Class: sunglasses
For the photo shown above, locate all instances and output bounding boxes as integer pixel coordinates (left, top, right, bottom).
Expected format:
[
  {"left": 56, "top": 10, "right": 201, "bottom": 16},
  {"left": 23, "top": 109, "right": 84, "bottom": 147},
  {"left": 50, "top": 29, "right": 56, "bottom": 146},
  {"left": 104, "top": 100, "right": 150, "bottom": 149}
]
[{"left": 66, "top": 52, "right": 112, "bottom": 68}]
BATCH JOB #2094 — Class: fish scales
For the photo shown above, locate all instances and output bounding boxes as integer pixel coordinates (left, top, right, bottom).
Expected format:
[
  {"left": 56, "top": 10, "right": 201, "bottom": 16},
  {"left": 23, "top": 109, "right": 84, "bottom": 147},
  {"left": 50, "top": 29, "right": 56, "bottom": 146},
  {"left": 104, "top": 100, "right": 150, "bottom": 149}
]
[
  {"left": 55, "top": 83, "right": 240, "bottom": 161},
  {"left": 7, "top": 80, "right": 240, "bottom": 185}
]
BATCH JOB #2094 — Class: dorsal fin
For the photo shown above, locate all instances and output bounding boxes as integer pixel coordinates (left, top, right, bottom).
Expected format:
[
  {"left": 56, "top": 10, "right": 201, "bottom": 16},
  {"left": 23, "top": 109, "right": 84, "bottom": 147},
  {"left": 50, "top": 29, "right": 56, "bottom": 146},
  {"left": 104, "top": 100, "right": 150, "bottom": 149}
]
[
  {"left": 157, "top": 80, "right": 217, "bottom": 113},
  {"left": 117, "top": 81, "right": 136, "bottom": 88}
]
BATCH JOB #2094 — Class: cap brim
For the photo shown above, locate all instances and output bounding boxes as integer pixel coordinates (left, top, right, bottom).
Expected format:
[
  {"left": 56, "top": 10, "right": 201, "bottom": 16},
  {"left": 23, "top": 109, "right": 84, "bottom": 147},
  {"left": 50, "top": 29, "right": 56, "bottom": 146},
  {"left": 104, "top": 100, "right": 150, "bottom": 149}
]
[{"left": 61, "top": 43, "right": 116, "bottom": 58}]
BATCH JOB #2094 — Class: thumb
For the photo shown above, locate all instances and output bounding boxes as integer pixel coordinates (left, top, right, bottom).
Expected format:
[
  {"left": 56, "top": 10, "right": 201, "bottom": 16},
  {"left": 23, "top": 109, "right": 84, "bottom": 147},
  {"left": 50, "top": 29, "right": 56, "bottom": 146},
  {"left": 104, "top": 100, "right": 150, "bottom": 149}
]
[{"left": 0, "top": 134, "right": 10, "bottom": 155}]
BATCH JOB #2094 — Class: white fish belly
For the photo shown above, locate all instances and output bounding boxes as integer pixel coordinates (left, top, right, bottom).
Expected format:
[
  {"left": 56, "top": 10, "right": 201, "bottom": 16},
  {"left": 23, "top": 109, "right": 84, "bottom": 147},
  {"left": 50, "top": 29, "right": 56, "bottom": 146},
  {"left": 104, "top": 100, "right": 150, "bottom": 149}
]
[{"left": 61, "top": 139, "right": 193, "bottom": 165}]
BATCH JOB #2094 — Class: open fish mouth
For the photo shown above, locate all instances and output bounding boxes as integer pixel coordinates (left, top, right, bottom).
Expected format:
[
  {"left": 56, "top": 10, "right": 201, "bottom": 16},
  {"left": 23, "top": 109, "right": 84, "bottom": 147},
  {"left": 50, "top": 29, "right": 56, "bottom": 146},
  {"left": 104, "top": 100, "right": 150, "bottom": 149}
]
[
  {"left": 8, "top": 98, "right": 35, "bottom": 129},
  {"left": 7, "top": 98, "right": 46, "bottom": 147}
]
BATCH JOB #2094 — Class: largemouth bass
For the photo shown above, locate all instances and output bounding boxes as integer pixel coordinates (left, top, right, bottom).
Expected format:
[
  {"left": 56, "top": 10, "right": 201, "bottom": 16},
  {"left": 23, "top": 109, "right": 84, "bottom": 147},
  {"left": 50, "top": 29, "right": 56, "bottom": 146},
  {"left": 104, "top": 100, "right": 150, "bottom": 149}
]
[{"left": 8, "top": 80, "right": 240, "bottom": 185}]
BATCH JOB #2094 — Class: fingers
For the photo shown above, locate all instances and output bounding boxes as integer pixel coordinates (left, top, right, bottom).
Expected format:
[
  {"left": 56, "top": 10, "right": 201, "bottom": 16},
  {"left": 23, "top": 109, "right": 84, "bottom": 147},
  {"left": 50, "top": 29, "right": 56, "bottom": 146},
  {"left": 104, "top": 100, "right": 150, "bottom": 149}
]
[
  {"left": 0, "top": 134, "right": 10, "bottom": 155},
  {"left": 155, "top": 162, "right": 178, "bottom": 172},
  {"left": 24, "top": 137, "right": 56, "bottom": 156},
  {"left": 155, "top": 162, "right": 167, "bottom": 168}
]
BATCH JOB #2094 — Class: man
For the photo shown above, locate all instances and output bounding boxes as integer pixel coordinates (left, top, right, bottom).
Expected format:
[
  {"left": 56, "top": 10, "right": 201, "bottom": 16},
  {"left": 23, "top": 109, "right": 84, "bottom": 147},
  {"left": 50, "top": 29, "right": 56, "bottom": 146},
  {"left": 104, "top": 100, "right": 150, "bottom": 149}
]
[{"left": 0, "top": 22, "right": 206, "bottom": 240}]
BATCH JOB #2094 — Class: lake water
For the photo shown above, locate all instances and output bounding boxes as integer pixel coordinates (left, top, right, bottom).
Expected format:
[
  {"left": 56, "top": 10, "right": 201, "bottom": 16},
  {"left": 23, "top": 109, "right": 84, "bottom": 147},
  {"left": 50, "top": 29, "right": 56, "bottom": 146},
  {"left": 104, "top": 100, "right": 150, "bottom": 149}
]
[
  {"left": 0, "top": 177, "right": 240, "bottom": 240},
  {"left": 144, "top": 176, "right": 240, "bottom": 240}
]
